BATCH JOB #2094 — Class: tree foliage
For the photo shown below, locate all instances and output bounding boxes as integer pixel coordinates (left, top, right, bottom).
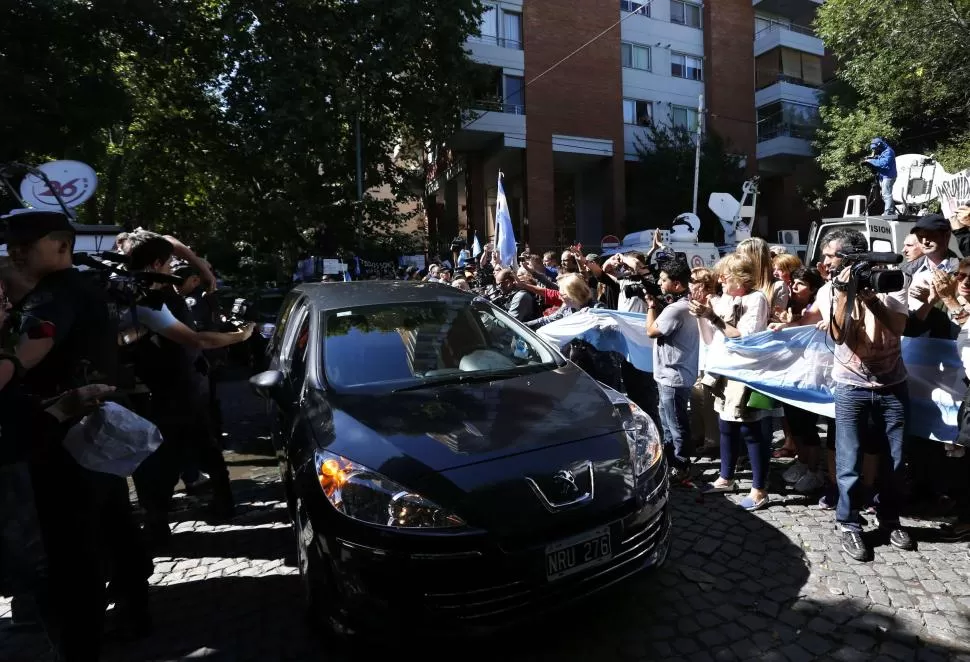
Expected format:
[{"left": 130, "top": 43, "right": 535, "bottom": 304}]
[
  {"left": 632, "top": 123, "right": 746, "bottom": 243},
  {"left": 0, "top": 0, "right": 484, "bottom": 281},
  {"left": 815, "top": 0, "right": 970, "bottom": 194}
]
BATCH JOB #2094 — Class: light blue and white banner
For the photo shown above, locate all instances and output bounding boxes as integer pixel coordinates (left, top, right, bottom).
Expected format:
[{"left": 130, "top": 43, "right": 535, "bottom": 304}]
[{"left": 536, "top": 308, "right": 965, "bottom": 442}]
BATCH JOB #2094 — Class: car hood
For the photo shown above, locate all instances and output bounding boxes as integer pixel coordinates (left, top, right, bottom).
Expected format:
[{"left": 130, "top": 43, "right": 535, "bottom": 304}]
[{"left": 320, "top": 363, "right": 626, "bottom": 474}]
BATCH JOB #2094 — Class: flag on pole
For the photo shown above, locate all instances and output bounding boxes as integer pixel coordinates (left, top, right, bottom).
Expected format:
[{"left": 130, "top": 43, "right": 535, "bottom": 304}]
[
  {"left": 494, "top": 173, "right": 517, "bottom": 267},
  {"left": 472, "top": 232, "right": 482, "bottom": 258}
]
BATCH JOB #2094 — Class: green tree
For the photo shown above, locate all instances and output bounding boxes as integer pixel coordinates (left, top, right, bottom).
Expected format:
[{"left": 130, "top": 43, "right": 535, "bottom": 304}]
[
  {"left": 815, "top": 0, "right": 970, "bottom": 193},
  {"left": 632, "top": 122, "right": 747, "bottom": 243}
]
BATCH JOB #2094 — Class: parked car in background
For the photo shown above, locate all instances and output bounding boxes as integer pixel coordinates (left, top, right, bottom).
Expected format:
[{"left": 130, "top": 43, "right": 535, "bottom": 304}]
[{"left": 250, "top": 281, "right": 671, "bottom": 638}]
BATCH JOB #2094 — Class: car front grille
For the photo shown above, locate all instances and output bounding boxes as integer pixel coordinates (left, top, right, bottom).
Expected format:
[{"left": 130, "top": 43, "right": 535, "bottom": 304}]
[{"left": 422, "top": 504, "right": 670, "bottom": 624}]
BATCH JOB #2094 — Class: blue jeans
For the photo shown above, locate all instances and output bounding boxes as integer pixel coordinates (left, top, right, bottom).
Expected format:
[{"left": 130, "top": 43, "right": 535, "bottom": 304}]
[
  {"left": 834, "top": 382, "right": 909, "bottom": 531},
  {"left": 658, "top": 384, "right": 692, "bottom": 469},
  {"left": 879, "top": 176, "right": 896, "bottom": 216},
  {"left": 718, "top": 418, "right": 770, "bottom": 489}
]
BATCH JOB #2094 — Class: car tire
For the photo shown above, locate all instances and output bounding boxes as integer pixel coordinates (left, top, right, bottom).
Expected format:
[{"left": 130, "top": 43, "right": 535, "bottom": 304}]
[{"left": 293, "top": 499, "right": 353, "bottom": 645}]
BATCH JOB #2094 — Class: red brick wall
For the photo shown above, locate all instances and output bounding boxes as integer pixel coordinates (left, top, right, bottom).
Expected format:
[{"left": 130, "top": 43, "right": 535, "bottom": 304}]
[
  {"left": 703, "top": 0, "right": 757, "bottom": 173},
  {"left": 523, "top": 0, "right": 626, "bottom": 249}
]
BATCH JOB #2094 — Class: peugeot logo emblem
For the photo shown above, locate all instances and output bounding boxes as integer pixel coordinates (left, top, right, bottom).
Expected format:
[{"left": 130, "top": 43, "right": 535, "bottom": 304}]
[
  {"left": 553, "top": 469, "right": 580, "bottom": 498},
  {"left": 525, "top": 461, "right": 595, "bottom": 512}
]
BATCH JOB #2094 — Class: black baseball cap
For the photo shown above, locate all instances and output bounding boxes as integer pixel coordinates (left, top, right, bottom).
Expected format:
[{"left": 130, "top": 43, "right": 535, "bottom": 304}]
[
  {"left": 913, "top": 213, "right": 949, "bottom": 233},
  {"left": 1, "top": 208, "right": 75, "bottom": 245}
]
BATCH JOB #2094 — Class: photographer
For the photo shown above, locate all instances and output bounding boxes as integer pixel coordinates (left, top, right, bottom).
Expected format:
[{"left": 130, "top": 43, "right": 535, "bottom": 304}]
[
  {"left": 863, "top": 138, "right": 897, "bottom": 217},
  {"left": 645, "top": 260, "right": 699, "bottom": 481},
  {"left": 829, "top": 228, "right": 913, "bottom": 561},
  {"left": 125, "top": 233, "right": 254, "bottom": 542},
  {"left": 3, "top": 209, "right": 152, "bottom": 657}
]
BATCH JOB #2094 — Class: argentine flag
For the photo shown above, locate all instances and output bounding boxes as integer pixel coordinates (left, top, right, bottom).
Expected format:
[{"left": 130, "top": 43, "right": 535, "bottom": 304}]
[
  {"left": 494, "top": 174, "right": 517, "bottom": 267},
  {"left": 472, "top": 232, "right": 482, "bottom": 258}
]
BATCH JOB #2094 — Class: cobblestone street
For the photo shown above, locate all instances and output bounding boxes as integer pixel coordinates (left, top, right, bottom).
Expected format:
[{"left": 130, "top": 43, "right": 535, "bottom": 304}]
[{"left": 4, "top": 382, "right": 970, "bottom": 661}]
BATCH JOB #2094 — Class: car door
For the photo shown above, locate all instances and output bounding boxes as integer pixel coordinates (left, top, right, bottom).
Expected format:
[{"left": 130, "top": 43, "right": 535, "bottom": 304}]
[{"left": 269, "top": 302, "right": 310, "bottom": 456}]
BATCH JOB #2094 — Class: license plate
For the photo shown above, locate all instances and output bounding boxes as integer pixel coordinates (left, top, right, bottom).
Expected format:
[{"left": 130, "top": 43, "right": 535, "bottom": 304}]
[{"left": 545, "top": 526, "right": 612, "bottom": 581}]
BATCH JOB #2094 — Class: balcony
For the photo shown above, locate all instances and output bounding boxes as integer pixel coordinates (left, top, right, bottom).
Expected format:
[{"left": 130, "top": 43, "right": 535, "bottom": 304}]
[
  {"left": 754, "top": 23, "right": 824, "bottom": 57},
  {"left": 467, "top": 35, "right": 525, "bottom": 71},
  {"left": 447, "top": 100, "right": 527, "bottom": 152},
  {"left": 757, "top": 122, "right": 815, "bottom": 169},
  {"left": 755, "top": 75, "right": 821, "bottom": 108},
  {"left": 752, "top": 0, "right": 822, "bottom": 21}
]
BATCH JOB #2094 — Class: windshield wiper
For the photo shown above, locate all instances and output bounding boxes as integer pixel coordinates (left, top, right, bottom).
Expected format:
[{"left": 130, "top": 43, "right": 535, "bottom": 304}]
[{"left": 391, "top": 363, "right": 550, "bottom": 393}]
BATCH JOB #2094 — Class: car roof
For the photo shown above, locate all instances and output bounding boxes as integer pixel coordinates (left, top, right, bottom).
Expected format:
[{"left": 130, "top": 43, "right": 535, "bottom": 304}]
[{"left": 293, "top": 281, "right": 474, "bottom": 311}]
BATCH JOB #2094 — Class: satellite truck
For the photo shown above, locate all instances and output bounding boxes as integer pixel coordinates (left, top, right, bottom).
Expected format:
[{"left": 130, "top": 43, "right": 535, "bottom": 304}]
[
  {"left": 600, "top": 177, "right": 802, "bottom": 268},
  {"left": 804, "top": 154, "right": 964, "bottom": 264}
]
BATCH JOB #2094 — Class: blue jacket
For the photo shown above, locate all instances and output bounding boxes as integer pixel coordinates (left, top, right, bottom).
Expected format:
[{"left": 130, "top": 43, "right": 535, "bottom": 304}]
[{"left": 866, "top": 138, "right": 897, "bottom": 179}]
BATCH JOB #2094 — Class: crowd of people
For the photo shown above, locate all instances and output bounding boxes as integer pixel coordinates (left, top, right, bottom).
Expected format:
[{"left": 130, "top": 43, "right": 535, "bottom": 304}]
[{"left": 413, "top": 207, "right": 970, "bottom": 564}]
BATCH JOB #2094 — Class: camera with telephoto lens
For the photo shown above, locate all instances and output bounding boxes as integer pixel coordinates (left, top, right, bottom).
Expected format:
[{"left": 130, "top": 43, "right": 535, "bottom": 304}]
[
  {"left": 833, "top": 250, "right": 905, "bottom": 294},
  {"left": 622, "top": 274, "right": 662, "bottom": 300}
]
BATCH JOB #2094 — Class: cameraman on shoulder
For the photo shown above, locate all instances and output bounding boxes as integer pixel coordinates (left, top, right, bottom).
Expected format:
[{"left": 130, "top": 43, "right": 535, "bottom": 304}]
[
  {"left": 3, "top": 209, "right": 152, "bottom": 657},
  {"left": 125, "top": 232, "right": 254, "bottom": 542},
  {"left": 829, "top": 229, "right": 913, "bottom": 562}
]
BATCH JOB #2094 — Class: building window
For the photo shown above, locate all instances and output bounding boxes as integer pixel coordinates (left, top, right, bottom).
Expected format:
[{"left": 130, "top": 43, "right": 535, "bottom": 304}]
[
  {"left": 671, "top": 53, "right": 703, "bottom": 81},
  {"left": 623, "top": 99, "right": 653, "bottom": 126},
  {"left": 670, "top": 0, "right": 701, "bottom": 28},
  {"left": 621, "top": 43, "right": 651, "bottom": 71},
  {"left": 503, "top": 11, "right": 522, "bottom": 49},
  {"left": 671, "top": 106, "right": 699, "bottom": 132},
  {"left": 754, "top": 14, "right": 790, "bottom": 37},
  {"left": 479, "top": 4, "right": 498, "bottom": 39},
  {"left": 621, "top": 0, "right": 650, "bottom": 16},
  {"left": 504, "top": 75, "right": 525, "bottom": 113},
  {"left": 756, "top": 47, "right": 823, "bottom": 89},
  {"left": 473, "top": 4, "right": 523, "bottom": 50}
]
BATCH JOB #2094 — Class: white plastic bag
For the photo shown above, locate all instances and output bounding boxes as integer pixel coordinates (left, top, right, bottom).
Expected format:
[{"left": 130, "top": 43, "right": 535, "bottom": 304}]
[{"left": 62, "top": 401, "right": 163, "bottom": 476}]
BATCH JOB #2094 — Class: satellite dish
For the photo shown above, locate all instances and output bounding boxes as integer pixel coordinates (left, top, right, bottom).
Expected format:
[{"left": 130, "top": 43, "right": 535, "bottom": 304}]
[
  {"left": 708, "top": 193, "right": 741, "bottom": 222},
  {"left": 893, "top": 154, "right": 948, "bottom": 209},
  {"left": 19, "top": 160, "right": 98, "bottom": 212},
  {"left": 670, "top": 213, "right": 700, "bottom": 241}
]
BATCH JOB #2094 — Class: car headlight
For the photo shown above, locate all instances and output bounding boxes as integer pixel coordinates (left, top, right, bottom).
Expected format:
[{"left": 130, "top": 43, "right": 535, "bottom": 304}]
[
  {"left": 621, "top": 402, "right": 663, "bottom": 476},
  {"left": 313, "top": 450, "right": 466, "bottom": 529}
]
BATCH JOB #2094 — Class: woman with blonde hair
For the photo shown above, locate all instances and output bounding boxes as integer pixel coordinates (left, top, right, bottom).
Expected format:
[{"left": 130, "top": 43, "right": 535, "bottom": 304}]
[
  {"left": 737, "top": 237, "right": 788, "bottom": 319},
  {"left": 690, "top": 253, "right": 772, "bottom": 511}
]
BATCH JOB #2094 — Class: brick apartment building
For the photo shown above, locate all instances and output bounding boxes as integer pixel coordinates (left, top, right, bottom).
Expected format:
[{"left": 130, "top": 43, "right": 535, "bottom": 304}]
[{"left": 424, "top": 0, "right": 827, "bottom": 255}]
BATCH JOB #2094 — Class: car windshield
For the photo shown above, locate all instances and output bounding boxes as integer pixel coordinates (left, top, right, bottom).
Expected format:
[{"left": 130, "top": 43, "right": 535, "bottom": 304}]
[{"left": 321, "top": 298, "right": 561, "bottom": 391}]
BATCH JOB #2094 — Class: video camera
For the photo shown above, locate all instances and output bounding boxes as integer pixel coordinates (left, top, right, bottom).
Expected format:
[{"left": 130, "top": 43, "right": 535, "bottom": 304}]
[
  {"left": 622, "top": 275, "right": 662, "bottom": 300},
  {"left": 833, "top": 250, "right": 905, "bottom": 293}
]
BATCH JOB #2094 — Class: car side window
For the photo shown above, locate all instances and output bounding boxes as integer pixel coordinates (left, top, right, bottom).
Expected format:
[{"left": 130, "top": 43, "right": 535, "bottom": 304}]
[{"left": 288, "top": 314, "right": 311, "bottom": 386}]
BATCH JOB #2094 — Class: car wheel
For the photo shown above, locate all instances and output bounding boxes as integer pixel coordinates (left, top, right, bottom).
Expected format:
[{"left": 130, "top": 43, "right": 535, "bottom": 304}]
[{"left": 292, "top": 499, "right": 353, "bottom": 643}]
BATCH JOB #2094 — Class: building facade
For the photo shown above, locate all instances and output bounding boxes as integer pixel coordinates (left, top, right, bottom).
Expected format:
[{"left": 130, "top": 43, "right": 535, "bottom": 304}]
[{"left": 425, "top": 0, "right": 826, "bottom": 255}]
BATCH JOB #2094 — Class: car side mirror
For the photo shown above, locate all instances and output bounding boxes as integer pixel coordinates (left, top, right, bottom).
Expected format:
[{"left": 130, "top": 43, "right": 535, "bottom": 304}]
[{"left": 250, "top": 369, "right": 284, "bottom": 401}]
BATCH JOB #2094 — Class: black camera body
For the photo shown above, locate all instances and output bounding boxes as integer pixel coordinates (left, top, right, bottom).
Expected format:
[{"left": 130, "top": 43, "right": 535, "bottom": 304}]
[
  {"left": 833, "top": 250, "right": 905, "bottom": 294},
  {"left": 622, "top": 274, "right": 662, "bottom": 300}
]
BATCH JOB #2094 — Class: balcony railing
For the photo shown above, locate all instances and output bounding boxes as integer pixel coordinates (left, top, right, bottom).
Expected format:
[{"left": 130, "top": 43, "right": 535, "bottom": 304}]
[
  {"left": 755, "top": 72, "right": 823, "bottom": 91},
  {"left": 468, "top": 34, "right": 523, "bottom": 50},
  {"left": 757, "top": 122, "right": 818, "bottom": 142},
  {"left": 754, "top": 22, "right": 816, "bottom": 39},
  {"left": 473, "top": 99, "right": 526, "bottom": 115}
]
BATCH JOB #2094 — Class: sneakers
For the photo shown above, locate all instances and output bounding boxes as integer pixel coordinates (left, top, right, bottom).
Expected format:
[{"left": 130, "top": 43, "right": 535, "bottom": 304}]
[
  {"left": 939, "top": 522, "right": 970, "bottom": 542},
  {"left": 887, "top": 527, "right": 916, "bottom": 551},
  {"left": 818, "top": 491, "right": 837, "bottom": 510},
  {"left": 783, "top": 462, "right": 810, "bottom": 484},
  {"left": 794, "top": 470, "right": 825, "bottom": 494},
  {"left": 841, "top": 528, "right": 872, "bottom": 562}
]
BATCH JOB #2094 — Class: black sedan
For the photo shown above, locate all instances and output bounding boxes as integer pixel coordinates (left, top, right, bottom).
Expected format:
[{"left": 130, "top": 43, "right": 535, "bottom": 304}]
[{"left": 250, "top": 281, "right": 670, "bottom": 637}]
